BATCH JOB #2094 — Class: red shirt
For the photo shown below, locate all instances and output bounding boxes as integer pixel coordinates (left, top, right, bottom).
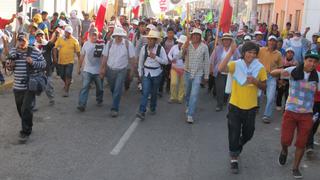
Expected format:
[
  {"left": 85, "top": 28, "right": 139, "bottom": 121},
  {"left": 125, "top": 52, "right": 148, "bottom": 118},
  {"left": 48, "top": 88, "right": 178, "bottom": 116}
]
[
  {"left": 0, "top": 18, "right": 11, "bottom": 29},
  {"left": 315, "top": 65, "right": 320, "bottom": 102}
]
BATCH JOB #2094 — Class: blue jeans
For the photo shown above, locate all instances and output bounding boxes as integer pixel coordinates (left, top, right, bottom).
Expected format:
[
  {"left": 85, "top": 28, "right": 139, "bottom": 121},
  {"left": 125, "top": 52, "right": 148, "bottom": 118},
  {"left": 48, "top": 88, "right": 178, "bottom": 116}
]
[
  {"left": 185, "top": 72, "right": 202, "bottom": 117},
  {"left": 263, "top": 75, "right": 277, "bottom": 118},
  {"left": 78, "top": 71, "right": 104, "bottom": 107},
  {"left": 106, "top": 67, "right": 127, "bottom": 111},
  {"left": 139, "top": 74, "right": 162, "bottom": 113}
]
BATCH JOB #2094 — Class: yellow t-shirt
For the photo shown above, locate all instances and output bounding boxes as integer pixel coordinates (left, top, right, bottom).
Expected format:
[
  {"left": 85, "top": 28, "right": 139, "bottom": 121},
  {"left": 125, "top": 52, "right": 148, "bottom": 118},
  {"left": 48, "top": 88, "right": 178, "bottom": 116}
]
[
  {"left": 258, "top": 47, "right": 283, "bottom": 74},
  {"left": 55, "top": 37, "right": 80, "bottom": 65},
  {"left": 228, "top": 61, "right": 267, "bottom": 110}
]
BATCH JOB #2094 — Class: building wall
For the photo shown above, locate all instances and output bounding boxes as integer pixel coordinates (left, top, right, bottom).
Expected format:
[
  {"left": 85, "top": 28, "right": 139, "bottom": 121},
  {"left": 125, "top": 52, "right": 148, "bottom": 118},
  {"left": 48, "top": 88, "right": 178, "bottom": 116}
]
[
  {"left": 257, "top": 3, "right": 274, "bottom": 25},
  {"left": 302, "top": 0, "right": 320, "bottom": 39},
  {"left": 273, "top": 0, "right": 304, "bottom": 31},
  {"left": 0, "top": 0, "right": 17, "bottom": 18}
]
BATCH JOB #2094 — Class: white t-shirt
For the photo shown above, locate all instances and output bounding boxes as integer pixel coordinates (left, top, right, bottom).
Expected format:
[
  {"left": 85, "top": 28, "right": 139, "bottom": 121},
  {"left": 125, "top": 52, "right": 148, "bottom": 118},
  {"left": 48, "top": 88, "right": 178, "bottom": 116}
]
[
  {"left": 284, "top": 66, "right": 320, "bottom": 89},
  {"left": 81, "top": 41, "right": 103, "bottom": 74}
]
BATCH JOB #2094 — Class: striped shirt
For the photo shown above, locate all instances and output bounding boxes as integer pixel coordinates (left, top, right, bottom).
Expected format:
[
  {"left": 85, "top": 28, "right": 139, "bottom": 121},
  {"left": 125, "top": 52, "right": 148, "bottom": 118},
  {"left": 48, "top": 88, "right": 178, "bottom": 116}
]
[
  {"left": 10, "top": 47, "right": 46, "bottom": 91},
  {"left": 184, "top": 42, "right": 210, "bottom": 79}
]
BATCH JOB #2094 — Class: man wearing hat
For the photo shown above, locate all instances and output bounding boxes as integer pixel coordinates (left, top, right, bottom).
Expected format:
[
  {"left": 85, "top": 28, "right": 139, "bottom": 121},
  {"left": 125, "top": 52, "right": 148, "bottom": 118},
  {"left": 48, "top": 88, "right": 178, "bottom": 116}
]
[
  {"left": 210, "top": 33, "right": 240, "bottom": 112},
  {"left": 99, "top": 27, "right": 135, "bottom": 117},
  {"left": 276, "top": 47, "right": 298, "bottom": 110},
  {"left": 53, "top": 25, "right": 81, "bottom": 97},
  {"left": 182, "top": 28, "right": 210, "bottom": 123},
  {"left": 253, "top": 31, "right": 266, "bottom": 47},
  {"left": 76, "top": 28, "right": 105, "bottom": 112},
  {"left": 271, "top": 50, "right": 320, "bottom": 179},
  {"left": 34, "top": 29, "right": 58, "bottom": 105},
  {"left": 258, "top": 35, "right": 283, "bottom": 123},
  {"left": 167, "top": 35, "right": 187, "bottom": 104},
  {"left": 136, "top": 30, "right": 168, "bottom": 120},
  {"left": 8, "top": 32, "right": 46, "bottom": 142}
]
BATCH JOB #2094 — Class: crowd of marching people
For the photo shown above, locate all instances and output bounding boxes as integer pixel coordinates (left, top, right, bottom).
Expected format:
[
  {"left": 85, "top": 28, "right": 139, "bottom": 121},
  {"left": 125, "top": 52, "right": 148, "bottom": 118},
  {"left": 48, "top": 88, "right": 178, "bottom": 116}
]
[{"left": 1, "top": 9, "right": 320, "bottom": 179}]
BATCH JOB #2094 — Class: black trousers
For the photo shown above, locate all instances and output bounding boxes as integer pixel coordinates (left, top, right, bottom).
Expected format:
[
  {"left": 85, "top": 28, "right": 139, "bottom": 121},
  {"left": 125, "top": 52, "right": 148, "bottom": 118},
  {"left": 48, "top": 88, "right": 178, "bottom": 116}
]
[
  {"left": 307, "top": 102, "right": 320, "bottom": 148},
  {"left": 14, "top": 90, "right": 35, "bottom": 135},
  {"left": 227, "top": 104, "right": 256, "bottom": 157},
  {"left": 215, "top": 73, "right": 228, "bottom": 107},
  {"left": 276, "top": 82, "right": 289, "bottom": 107},
  {"left": 208, "top": 74, "right": 216, "bottom": 96},
  {"left": 159, "top": 64, "right": 171, "bottom": 93}
]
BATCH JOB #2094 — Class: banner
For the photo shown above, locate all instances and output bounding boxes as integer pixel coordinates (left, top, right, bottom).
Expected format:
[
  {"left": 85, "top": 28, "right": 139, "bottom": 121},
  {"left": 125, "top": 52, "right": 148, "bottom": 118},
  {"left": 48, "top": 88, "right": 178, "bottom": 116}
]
[
  {"left": 95, "top": 0, "right": 108, "bottom": 32},
  {"left": 219, "top": 0, "right": 233, "bottom": 33}
]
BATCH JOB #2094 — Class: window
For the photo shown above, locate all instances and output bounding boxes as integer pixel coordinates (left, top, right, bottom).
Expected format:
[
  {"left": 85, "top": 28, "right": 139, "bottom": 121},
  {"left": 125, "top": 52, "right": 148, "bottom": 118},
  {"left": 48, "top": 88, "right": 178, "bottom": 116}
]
[
  {"left": 295, "top": 10, "right": 301, "bottom": 31},
  {"left": 276, "top": 13, "right": 279, "bottom": 24}
]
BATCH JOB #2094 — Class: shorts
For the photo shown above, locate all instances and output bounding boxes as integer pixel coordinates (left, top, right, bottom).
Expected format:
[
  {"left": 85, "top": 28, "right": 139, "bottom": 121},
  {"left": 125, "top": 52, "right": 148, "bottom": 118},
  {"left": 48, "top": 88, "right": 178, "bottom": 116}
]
[
  {"left": 281, "top": 110, "right": 313, "bottom": 148},
  {"left": 57, "top": 64, "right": 73, "bottom": 80}
]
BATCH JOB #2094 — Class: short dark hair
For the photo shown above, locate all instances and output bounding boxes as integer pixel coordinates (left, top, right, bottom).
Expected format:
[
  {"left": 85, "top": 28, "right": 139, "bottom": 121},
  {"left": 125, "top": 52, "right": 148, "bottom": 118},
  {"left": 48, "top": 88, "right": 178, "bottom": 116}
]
[
  {"left": 53, "top": 12, "right": 59, "bottom": 17},
  {"left": 286, "top": 22, "right": 291, "bottom": 26},
  {"left": 41, "top": 11, "right": 48, "bottom": 15},
  {"left": 241, "top": 42, "right": 260, "bottom": 58},
  {"left": 167, "top": 27, "right": 174, "bottom": 33}
]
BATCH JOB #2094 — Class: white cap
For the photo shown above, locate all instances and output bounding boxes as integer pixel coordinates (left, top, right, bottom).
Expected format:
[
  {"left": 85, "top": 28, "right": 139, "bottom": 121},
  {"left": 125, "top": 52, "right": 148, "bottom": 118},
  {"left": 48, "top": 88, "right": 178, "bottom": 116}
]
[
  {"left": 254, "top": 31, "right": 263, "bottom": 35},
  {"left": 131, "top": 19, "right": 139, "bottom": 26},
  {"left": 112, "top": 27, "right": 127, "bottom": 37},
  {"left": 285, "top": 47, "right": 295, "bottom": 53},
  {"left": 146, "top": 24, "right": 156, "bottom": 30},
  {"left": 177, "top": 35, "right": 187, "bottom": 44},
  {"left": 108, "top": 21, "right": 115, "bottom": 28},
  {"left": 244, "top": 35, "right": 252, "bottom": 41},
  {"left": 268, "top": 35, "right": 278, "bottom": 41},
  {"left": 58, "top": 20, "right": 67, "bottom": 27},
  {"left": 64, "top": 25, "right": 73, "bottom": 34},
  {"left": 191, "top": 28, "right": 202, "bottom": 35}
]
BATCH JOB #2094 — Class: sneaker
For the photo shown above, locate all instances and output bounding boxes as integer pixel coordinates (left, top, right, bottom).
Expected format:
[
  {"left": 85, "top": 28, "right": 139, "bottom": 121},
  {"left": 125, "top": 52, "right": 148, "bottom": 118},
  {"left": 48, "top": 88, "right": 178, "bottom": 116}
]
[
  {"left": 49, "top": 99, "right": 55, "bottom": 106},
  {"left": 292, "top": 169, "right": 303, "bottom": 179},
  {"left": 63, "top": 91, "right": 69, "bottom": 97},
  {"left": 230, "top": 160, "right": 239, "bottom": 174},
  {"left": 18, "top": 131, "right": 30, "bottom": 143},
  {"left": 186, "top": 116, "right": 194, "bottom": 124},
  {"left": 215, "top": 106, "right": 222, "bottom": 112},
  {"left": 77, "top": 106, "right": 85, "bottom": 112},
  {"left": 149, "top": 110, "right": 156, "bottom": 115},
  {"left": 262, "top": 116, "right": 271, "bottom": 124},
  {"left": 111, "top": 110, "right": 119, "bottom": 118},
  {"left": 97, "top": 101, "right": 103, "bottom": 107},
  {"left": 168, "top": 99, "right": 175, "bottom": 104},
  {"left": 278, "top": 151, "right": 287, "bottom": 166},
  {"left": 136, "top": 112, "right": 145, "bottom": 120},
  {"left": 306, "top": 147, "right": 314, "bottom": 155},
  {"left": 276, "top": 106, "right": 282, "bottom": 111}
]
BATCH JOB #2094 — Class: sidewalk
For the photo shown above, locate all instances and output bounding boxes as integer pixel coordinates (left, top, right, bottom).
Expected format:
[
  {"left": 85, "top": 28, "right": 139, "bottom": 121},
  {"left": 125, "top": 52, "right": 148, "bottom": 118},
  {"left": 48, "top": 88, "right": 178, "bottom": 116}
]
[{"left": 0, "top": 74, "right": 13, "bottom": 93}]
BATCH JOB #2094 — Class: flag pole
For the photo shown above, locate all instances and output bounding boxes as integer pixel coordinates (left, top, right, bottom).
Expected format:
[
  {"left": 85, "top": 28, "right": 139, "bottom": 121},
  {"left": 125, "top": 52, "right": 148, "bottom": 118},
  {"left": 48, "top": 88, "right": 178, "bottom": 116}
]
[{"left": 214, "top": 0, "right": 225, "bottom": 48}]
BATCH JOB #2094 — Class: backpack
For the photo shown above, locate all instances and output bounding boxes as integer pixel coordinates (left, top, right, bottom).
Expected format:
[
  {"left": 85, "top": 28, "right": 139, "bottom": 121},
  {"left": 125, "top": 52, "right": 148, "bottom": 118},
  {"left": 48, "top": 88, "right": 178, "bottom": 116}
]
[
  {"left": 107, "top": 39, "right": 130, "bottom": 59},
  {"left": 142, "top": 44, "right": 162, "bottom": 75}
]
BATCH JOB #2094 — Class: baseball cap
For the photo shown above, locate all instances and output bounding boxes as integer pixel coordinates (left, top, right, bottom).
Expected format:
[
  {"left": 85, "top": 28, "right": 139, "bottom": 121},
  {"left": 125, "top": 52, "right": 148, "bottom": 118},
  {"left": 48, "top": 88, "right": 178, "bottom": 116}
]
[
  {"left": 244, "top": 35, "right": 252, "bottom": 41},
  {"left": 64, "top": 25, "right": 73, "bottom": 34},
  {"left": 305, "top": 50, "right": 320, "bottom": 60},
  {"left": 317, "top": 37, "right": 320, "bottom": 43},
  {"left": 18, "top": 32, "right": 28, "bottom": 41},
  {"left": 268, "top": 35, "right": 278, "bottom": 41},
  {"left": 35, "top": 29, "right": 45, "bottom": 36},
  {"left": 285, "top": 47, "right": 295, "bottom": 54}
]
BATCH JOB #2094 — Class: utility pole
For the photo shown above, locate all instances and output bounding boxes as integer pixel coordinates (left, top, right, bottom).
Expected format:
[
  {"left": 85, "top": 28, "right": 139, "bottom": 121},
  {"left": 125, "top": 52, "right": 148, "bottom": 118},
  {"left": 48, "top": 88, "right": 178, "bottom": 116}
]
[{"left": 251, "top": 0, "right": 258, "bottom": 30}]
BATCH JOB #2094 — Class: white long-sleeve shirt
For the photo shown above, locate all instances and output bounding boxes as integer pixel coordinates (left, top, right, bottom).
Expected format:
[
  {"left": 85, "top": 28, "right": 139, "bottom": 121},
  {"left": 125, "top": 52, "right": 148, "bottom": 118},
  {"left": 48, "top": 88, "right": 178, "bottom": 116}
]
[
  {"left": 168, "top": 44, "right": 184, "bottom": 69},
  {"left": 138, "top": 44, "right": 168, "bottom": 77}
]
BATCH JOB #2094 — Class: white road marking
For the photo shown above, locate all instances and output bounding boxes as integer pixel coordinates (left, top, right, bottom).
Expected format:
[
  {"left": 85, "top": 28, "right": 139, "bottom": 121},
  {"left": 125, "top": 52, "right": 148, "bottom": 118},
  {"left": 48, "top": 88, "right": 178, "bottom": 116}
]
[{"left": 110, "top": 118, "right": 141, "bottom": 155}]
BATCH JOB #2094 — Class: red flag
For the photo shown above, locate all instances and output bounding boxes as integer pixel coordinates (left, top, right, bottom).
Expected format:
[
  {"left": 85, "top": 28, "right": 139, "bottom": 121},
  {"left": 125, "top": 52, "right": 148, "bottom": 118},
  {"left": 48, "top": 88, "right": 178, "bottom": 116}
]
[
  {"left": 219, "top": 0, "right": 233, "bottom": 33},
  {"left": 95, "top": 0, "right": 108, "bottom": 32},
  {"left": 24, "top": 0, "right": 37, "bottom": 4},
  {"left": 132, "top": 6, "right": 140, "bottom": 18}
]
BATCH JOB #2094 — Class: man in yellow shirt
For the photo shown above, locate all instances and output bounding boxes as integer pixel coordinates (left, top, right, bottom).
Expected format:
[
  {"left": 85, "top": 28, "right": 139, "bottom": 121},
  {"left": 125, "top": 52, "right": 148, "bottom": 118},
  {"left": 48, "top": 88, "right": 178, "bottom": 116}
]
[
  {"left": 258, "top": 35, "right": 283, "bottom": 123},
  {"left": 218, "top": 42, "right": 267, "bottom": 174},
  {"left": 53, "top": 26, "right": 81, "bottom": 97},
  {"left": 281, "top": 22, "right": 291, "bottom": 39}
]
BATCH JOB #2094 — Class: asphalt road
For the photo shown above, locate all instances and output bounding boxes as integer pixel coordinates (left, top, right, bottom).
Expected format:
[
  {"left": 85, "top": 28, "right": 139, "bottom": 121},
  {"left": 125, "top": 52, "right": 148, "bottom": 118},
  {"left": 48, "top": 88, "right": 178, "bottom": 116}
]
[{"left": 0, "top": 73, "right": 319, "bottom": 180}]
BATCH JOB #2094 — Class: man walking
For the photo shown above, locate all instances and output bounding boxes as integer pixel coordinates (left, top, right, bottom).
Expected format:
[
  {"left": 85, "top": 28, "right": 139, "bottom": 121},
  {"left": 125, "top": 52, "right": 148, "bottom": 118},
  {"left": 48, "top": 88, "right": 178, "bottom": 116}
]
[
  {"left": 136, "top": 30, "right": 168, "bottom": 120},
  {"left": 53, "top": 25, "right": 81, "bottom": 97},
  {"left": 100, "top": 27, "right": 136, "bottom": 117},
  {"left": 77, "top": 28, "right": 105, "bottom": 112},
  {"left": 182, "top": 28, "right": 210, "bottom": 124}
]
